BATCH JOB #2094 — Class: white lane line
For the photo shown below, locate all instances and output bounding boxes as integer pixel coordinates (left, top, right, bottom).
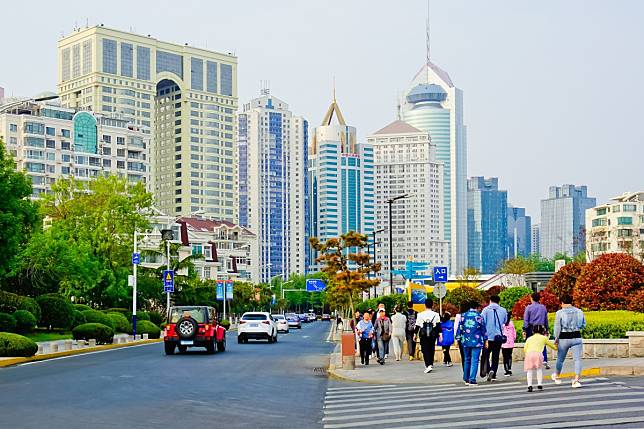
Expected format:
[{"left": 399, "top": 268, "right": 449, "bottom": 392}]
[
  {"left": 325, "top": 381, "right": 522, "bottom": 399},
  {"left": 323, "top": 390, "right": 644, "bottom": 421},
  {"left": 498, "top": 416, "right": 644, "bottom": 429},
  {"left": 17, "top": 342, "right": 159, "bottom": 366},
  {"left": 322, "top": 398, "right": 644, "bottom": 428},
  {"left": 327, "top": 384, "right": 398, "bottom": 391},
  {"left": 326, "top": 383, "right": 459, "bottom": 395},
  {"left": 324, "top": 386, "right": 628, "bottom": 414}
]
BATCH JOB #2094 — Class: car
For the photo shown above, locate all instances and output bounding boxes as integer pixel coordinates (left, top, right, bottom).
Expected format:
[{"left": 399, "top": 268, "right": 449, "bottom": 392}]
[
  {"left": 163, "top": 305, "right": 226, "bottom": 355},
  {"left": 321, "top": 314, "right": 331, "bottom": 321},
  {"left": 298, "top": 313, "right": 308, "bottom": 323},
  {"left": 272, "top": 314, "right": 290, "bottom": 333},
  {"left": 238, "top": 312, "right": 278, "bottom": 343},
  {"left": 307, "top": 312, "right": 317, "bottom": 322},
  {"left": 285, "top": 313, "right": 301, "bottom": 329}
]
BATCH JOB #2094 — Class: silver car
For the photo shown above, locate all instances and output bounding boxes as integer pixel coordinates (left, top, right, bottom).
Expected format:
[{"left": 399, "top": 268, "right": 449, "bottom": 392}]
[{"left": 272, "top": 314, "right": 290, "bottom": 333}]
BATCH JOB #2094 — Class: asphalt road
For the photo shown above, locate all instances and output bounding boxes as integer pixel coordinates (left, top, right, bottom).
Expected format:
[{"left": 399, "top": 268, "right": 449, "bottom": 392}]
[{"left": 0, "top": 321, "right": 334, "bottom": 429}]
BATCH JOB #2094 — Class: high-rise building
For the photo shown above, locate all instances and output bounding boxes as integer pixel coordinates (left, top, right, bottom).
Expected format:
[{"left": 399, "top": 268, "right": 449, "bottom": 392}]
[
  {"left": 0, "top": 99, "right": 149, "bottom": 197},
  {"left": 507, "top": 205, "right": 532, "bottom": 258},
  {"left": 398, "top": 58, "right": 467, "bottom": 276},
  {"left": 540, "top": 185, "right": 596, "bottom": 258},
  {"left": 531, "top": 224, "right": 541, "bottom": 256},
  {"left": 467, "top": 177, "right": 507, "bottom": 274},
  {"left": 308, "top": 96, "right": 374, "bottom": 269},
  {"left": 0, "top": 87, "right": 5, "bottom": 105},
  {"left": 586, "top": 192, "right": 644, "bottom": 263},
  {"left": 57, "top": 26, "right": 238, "bottom": 221},
  {"left": 369, "top": 119, "right": 447, "bottom": 281},
  {"left": 238, "top": 92, "right": 309, "bottom": 282}
]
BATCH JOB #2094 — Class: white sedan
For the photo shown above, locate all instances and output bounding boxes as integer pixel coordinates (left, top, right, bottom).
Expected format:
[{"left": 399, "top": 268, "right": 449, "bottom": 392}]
[
  {"left": 272, "top": 314, "right": 290, "bottom": 333},
  {"left": 237, "top": 312, "right": 278, "bottom": 343}
]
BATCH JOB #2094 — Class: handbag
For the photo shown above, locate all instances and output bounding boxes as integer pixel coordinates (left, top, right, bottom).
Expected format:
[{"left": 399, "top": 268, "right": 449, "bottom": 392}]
[
  {"left": 381, "top": 319, "right": 391, "bottom": 341},
  {"left": 493, "top": 309, "right": 508, "bottom": 344}
]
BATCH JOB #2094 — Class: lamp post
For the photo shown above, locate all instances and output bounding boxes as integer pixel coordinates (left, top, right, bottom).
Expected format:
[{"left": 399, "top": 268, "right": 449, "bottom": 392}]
[
  {"left": 387, "top": 194, "right": 409, "bottom": 295},
  {"left": 371, "top": 228, "right": 385, "bottom": 297}
]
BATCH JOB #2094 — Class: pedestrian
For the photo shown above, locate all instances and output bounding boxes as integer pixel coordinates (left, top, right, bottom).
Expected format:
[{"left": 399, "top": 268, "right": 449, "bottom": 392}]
[
  {"left": 367, "top": 308, "right": 377, "bottom": 358},
  {"left": 437, "top": 311, "right": 455, "bottom": 367},
  {"left": 414, "top": 299, "right": 442, "bottom": 373},
  {"left": 456, "top": 300, "right": 487, "bottom": 386},
  {"left": 356, "top": 312, "right": 374, "bottom": 365},
  {"left": 524, "top": 324, "right": 557, "bottom": 392},
  {"left": 551, "top": 294, "right": 586, "bottom": 388},
  {"left": 454, "top": 303, "right": 469, "bottom": 368},
  {"left": 374, "top": 309, "right": 392, "bottom": 365},
  {"left": 480, "top": 294, "right": 508, "bottom": 381},
  {"left": 502, "top": 313, "right": 516, "bottom": 376},
  {"left": 390, "top": 305, "right": 407, "bottom": 361},
  {"left": 375, "top": 302, "right": 389, "bottom": 358},
  {"left": 405, "top": 301, "right": 418, "bottom": 361},
  {"left": 523, "top": 292, "right": 551, "bottom": 369},
  {"left": 350, "top": 311, "right": 361, "bottom": 354}
]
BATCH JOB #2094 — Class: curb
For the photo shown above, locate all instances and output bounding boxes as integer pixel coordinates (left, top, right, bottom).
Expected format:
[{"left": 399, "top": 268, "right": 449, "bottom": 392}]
[{"left": 0, "top": 338, "right": 162, "bottom": 368}]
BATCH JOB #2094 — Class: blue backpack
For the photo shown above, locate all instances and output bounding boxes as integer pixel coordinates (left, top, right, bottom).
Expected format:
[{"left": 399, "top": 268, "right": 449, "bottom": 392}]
[{"left": 438, "top": 320, "right": 454, "bottom": 346}]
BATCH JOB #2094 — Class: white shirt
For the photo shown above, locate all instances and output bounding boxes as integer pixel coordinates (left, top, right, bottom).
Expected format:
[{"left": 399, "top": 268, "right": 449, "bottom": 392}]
[
  {"left": 415, "top": 309, "right": 440, "bottom": 329},
  {"left": 391, "top": 312, "right": 407, "bottom": 336}
]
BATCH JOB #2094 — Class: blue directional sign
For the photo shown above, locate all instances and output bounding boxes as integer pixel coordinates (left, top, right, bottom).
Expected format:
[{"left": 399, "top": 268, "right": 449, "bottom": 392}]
[
  {"left": 406, "top": 261, "right": 430, "bottom": 270},
  {"left": 216, "top": 281, "right": 224, "bottom": 301},
  {"left": 131, "top": 252, "right": 140, "bottom": 265},
  {"left": 305, "top": 279, "right": 326, "bottom": 292},
  {"left": 225, "top": 280, "right": 234, "bottom": 300},
  {"left": 433, "top": 266, "right": 448, "bottom": 283},
  {"left": 163, "top": 270, "right": 174, "bottom": 293}
]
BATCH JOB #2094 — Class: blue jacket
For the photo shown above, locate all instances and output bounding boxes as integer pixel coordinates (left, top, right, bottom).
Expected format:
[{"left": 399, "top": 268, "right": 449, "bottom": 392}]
[
  {"left": 456, "top": 309, "right": 487, "bottom": 348},
  {"left": 356, "top": 320, "right": 374, "bottom": 339},
  {"left": 437, "top": 320, "right": 454, "bottom": 346},
  {"left": 481, "top": 303, "right": 508, "bottom": 340}
]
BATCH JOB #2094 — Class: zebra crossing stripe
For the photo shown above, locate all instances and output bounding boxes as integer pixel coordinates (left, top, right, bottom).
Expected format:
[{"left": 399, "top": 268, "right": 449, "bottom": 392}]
[{"left": 496, "top": 415, "right": 644, "bottom": 429}]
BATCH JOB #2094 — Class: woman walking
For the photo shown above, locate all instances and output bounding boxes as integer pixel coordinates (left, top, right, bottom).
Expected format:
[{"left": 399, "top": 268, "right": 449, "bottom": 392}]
[
  {"left": 552, "top": 294, "right": 586, "bottom": 388},
  {"left": 454, "top": 303, "right": 469, "bottom": 368},
  {"left": 456, "top": 300, "right": 487, "bottom": 386},
  {"left": 356, "top": 312, "right": 374, "bottom": 365},
  {"left": 502, "top": 314, "right": 517, "bottom": 376},
  {"left": 350, "top": 311, "right": 361, "bottom": 356},
  {"left": 374, "top": 309, "right": 392, "bottom": 365},
  {"left": 390, "top": 306, "right": 407, "bottom": 361},
  {"left": 438, "top": 312, "right": 455, "bottom": 366},
  {"left": 524, "top": 324, "right": 557, "bottom": 392}
]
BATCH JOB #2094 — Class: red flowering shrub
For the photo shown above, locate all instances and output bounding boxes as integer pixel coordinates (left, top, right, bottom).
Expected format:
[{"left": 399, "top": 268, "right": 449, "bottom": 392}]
[
  {"left": 485, "top": 285, "right": 506, "bottom": 299},
  {"left": 444, "top": 286, "right": 485, "bottom": 311},
  {"left": 440, "top": 303, "right": 459, "bottom": 318},
  {"left": 626, "top": 289, "right": 644, "bottom": 313},
  {"left": 512, "top": 290, "right": 560, "bottom": 320},
  {"left": 546, "top": 261, "right": 585, "bottom": 300},
  {"left": 574, "top": 254, "right": 644, "bottom": 311}
]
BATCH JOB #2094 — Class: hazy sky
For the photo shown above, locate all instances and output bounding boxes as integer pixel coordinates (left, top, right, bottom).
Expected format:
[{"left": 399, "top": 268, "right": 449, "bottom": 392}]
[{"left": 2, "top": 0, "right": 642, "bottom": 220}]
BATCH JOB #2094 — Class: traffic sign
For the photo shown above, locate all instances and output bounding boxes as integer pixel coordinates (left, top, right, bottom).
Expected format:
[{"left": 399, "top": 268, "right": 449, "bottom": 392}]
[
  {"left": 163, "top": 270, "right": 174, "bottom": 293},
  {"left": 433, "top": 283, "right": 447, "bottom": 299},
  {"left": 407, "top": 261, "right": 430, "bottom": 270},
  {"left": 433, "top": 266, "right": 448, "bottom": 283},
  {"left": 132, "top": 252, "right": 140, "bottom": 265},
  {"left": 216, "top": 281, "right": 224, "bottom": 301},
  {"left": 306, "top": 279, "right": 326, "bottom": 292},
  {"left": 128, "top": 275, "right": 135, "bottom": 287}
]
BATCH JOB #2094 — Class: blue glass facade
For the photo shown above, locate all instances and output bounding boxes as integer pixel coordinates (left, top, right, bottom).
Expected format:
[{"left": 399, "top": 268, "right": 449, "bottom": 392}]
[
  {"left": 120, "top": 42, "right": 133, "bottom": 77},
  {"left": 238, "top": 114, "right": 249, "bottom": 227},
  {"left": 206, "top": 61, "right": 217, "bottom": 93},
  {"left": 102, "top": 39, "right": 117, "bottom": 74},
  {"left": 220, "top": 64, "right": 233, "bottom": 96},
  {"left": 267, "top": 111, "right": 285, "bottom": 279},
  {"left": 191, "top": 58, "right": 203, "bottom": 90},
  {"left": 72, "top": 112, "right": 98, "bottom": 154},
  {"left": 136, "top": 46, "right": 150, "bottom": 80},
  {"left": 507, "top": 206, "right": 532, "bottom": 258},
  {"left": 156, "top": 50, "right": 183, "bottom": 78}
]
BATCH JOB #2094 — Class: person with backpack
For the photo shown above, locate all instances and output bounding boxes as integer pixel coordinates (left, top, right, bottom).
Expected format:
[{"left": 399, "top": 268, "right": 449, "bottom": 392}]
[
  {"left": 405, "top": 301, "right": 418, "bottom": 360},
  {"left": 414, "top": 299, "right": 442, "bottom": 373},
  {"left": 437, "top": 311, "right": 455, "bottom": 366},
  {"left": 390, "top": 305, "right": 407, "bottom": 361},
  {"left": 456, "top": 300, "right": 488, "bottom": 386},
  {"left": 373, "top": 309, "right": 392, "bottom": 365},
  {"left": 480, "top": 294, "right": 508, "bottom": 381}
]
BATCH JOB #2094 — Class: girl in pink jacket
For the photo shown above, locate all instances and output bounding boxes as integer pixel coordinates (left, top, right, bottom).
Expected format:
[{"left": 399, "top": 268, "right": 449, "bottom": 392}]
[{"left": 502, "top": 314, "right": 517, "bottom": 376}]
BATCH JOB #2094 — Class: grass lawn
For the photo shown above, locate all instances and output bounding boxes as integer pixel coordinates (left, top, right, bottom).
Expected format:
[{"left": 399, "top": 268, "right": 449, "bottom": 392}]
[{"left": 24, "top": 329, "right": 73, "bottom": 342}]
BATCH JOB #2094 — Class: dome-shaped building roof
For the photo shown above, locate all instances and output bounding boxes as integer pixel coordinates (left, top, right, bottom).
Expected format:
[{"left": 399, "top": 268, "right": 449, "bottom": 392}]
[{"left": 406, "top": 83, "right": 447, "bottom": 104}]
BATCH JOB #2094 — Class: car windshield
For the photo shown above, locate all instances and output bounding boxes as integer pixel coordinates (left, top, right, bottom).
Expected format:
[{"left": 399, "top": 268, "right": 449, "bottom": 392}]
[
  {"left": 285, "top": 313, "right": 297, "bottom": 318},
  {"left": 170, "top": 307, "right": 207, "bottom": 323},
  {"left": 242, "top": 313, "right": 267, "bottom": 321},
  {"left": 272, "top": 315, "right": 285, "bottom": 320}
]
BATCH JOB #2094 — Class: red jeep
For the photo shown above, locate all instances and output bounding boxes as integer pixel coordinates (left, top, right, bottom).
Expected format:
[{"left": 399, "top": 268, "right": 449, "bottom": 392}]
[{"left": 164, "top": 306, "right": 226, "bottom": 355}]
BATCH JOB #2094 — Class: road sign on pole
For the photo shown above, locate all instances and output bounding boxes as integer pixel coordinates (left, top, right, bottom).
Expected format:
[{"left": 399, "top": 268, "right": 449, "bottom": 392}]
[
  {"left": 433, "top": 266, "right": 448, "bottom": 283},
  {"left": 433, "top": 283, "right": 447, "bottom": 299},
  {"left": 305, "top": 279, "right": 326, "bottom": 292},
  {"left": 163, "top": 270, "right": 174, "bottom": 293},
  {"left": 132, "top": 252, "right": 140, "bottom": 265}
]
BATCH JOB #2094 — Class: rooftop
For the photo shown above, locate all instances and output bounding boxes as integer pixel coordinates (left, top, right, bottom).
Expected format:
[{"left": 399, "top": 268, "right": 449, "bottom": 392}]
[{"left": 372, "top": 120, "right": 423, "bottom": 135}]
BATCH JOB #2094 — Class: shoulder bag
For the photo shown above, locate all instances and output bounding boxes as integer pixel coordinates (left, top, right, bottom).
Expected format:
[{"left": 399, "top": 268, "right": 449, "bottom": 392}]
[{"left": 493, "top": 309, "right": 507, "bottom": 344}]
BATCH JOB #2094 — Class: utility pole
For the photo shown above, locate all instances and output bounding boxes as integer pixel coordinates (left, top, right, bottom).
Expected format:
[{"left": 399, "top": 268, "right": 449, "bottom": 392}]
[
  {"left": 132, "top": 231, "right": 138, "bottom": 337},
  {"left": 387, "top": 194, "right": 409, "bottom": 295}
]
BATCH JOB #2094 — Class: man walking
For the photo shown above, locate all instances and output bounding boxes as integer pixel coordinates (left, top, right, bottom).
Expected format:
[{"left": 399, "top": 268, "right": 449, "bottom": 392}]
[
  {"left": 414, "top": 299, "right": 442, "bottom": 373},
  {"left": 373, "top": 309, "right": 392, "bottom": 365},
  {"left": 523, "top": 292, "right": 550, "bottom": 369},
  {"left": 480, "top": 295, "right": 508, "bottom": 381},
  {"left": 405, "top": 301, "right": 418, "bottom": 360}
]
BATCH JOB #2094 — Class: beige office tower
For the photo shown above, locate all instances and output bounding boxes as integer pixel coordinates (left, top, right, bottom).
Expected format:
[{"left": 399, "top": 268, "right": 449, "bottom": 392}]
[{"left": 57, "top": 26, "right": 238, "bottom": 221}]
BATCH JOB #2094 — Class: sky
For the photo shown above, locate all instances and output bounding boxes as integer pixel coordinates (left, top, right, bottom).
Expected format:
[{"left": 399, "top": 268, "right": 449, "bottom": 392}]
[{"left": 1, "top": 0, "right": 643, "bottom": 220}]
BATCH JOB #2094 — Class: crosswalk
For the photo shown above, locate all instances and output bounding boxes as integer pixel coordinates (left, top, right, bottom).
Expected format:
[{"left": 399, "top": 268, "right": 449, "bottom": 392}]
[{"left": 323, "top": 378, "right": 644, "bottom": 428}]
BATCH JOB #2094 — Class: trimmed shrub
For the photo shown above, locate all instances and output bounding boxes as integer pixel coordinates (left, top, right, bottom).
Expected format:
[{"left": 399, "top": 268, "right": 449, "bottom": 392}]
[
  {"left": 499, "top": 287, "right": 532, "bottom": 312},
  {"left": 71, "top": 310, "right": 86, "bottom": 329},
  {"left": 147, "top": 311, "right": 164, "bottom": 326},
  {"left": 106, "top": 312, "right": 131, "bottom": 333},
  {"left": 0, "top": 332, "right": 38, "bottom": 357},
  {"left": 134, "top": 320, "right": 160, "bottom": 339},
  {"left": 13, "top": 310, "right": 36, "bottom": 333},
  {"left": 485, "top": 285, "right": 507, "bottom": 299},
  {"left": 0, "top": 312, "right": 17, "bottom": 332},
  {"left": 72, "top": 323, "right": 114, "bottom": 344},
  {"left": 37, "top": 294, "right": 74, "bottom": 330},
  {"left": 73, "top": 304, "right": 92, "bottom": 312},
  {"left": 0, "top": 291, "right": 41, "bottom": 322},
  {"left": 627, "top": 289, "right": 644, "bottom": 313},
  {"left": 104, "top": 308, "right": 129, "bottom": 315},
  {"left": 136, "top": 311, "right": 150, "bottom": 321},
  {"left": 441, "top": 303, "right": 459, "bottom": 318},
  {"left": 82, "top": 310, "right": 115, "bottom": 329},
  {"left": 546, "top": 261, "right": 585, "bottom": 300},
  {"left": 219, "top": 319, "right": 231, "bottom": 330},
  {"left": 512, "top": 290, "right": 561, "bottom": 320},
  {"left": 444, "top": 287, "right": 485, "bottom": 310}
]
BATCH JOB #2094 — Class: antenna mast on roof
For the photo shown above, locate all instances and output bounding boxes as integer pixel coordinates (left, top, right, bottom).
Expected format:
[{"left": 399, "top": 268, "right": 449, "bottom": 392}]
[
  {"left": 332, "top": 76, "right": 336, "bottom": 103},
  {"left": 426, "top": 0, "right": 431, "bottom": 65}
]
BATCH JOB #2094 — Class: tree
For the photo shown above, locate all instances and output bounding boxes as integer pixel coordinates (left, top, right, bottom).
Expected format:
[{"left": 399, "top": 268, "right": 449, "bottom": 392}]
[
  {"left": 512, "top": 290, "right": 560, "bottom": 319},
  {"left": 497, "top": 256, "right": 534, "bottom": 275},
  {"left": 444, "top": 286, "right": 485, "bottom": 311},
  {"left": 458, "top": 267, "right": 481, "bottom": 282},
  {"left": 0, "top": 140, "right": 40, "bottom": 280},
  {"left": 499, "top": 286, "right": 532, "bottom": 312},
  {"left": 545, "top": 261, "right": 585, "bottom": 300},
  {"left": 309, "top": 231, "right": 380, "bottom": 315}
]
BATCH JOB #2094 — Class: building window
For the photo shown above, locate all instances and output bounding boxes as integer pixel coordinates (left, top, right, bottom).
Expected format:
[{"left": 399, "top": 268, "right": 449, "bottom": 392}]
[
  {"left": 73, "top": 112, "right": 98, "bottom": 154},
  {"left": 102, "top": 39, "right": 117, "bottom": 74},
  {"left": 206, "top": 61, "right": 217, "bottom": 93},
  {"left": 46, "top": 127, "right": 55, "bottom": 136},
  {"left": 120, "top": 42, "right": 133, "bottom": 77},
  {"left": 9, "top": 124, "right": 17, "bottom": 132},
  {"left": 25, "top": 122, "right": 45, "bottom": 134},
  {"left": 618, "top": 217, "right": 633, "bottom": 226},
  {"left": 82, "top": 40, "right": 92, "bottom": 75},
  {"left": 156, "top": 50, "right": 183, "bottom": 78},
  {"left": 72, "top": 43, "right": 81, "bottom": 78},
  {"left": 192, "top": 243, "right": 203, "bottom": 255},
  {"left": 61, "top": 129, "right": 71, "bottom": 138},
  {"left": 595, "top": 207, "right": 607, "bottom": 216},
  {"left": 61, "top": 47, "right": 71, "bottom": 81},
  {"left": 220, "top": 63, "right": 233, "bottom": 96},
  {"left": 136, "top": 46, "right": 150, "bottom": 80},
  {"left": 191, "top": 57, "right": 203, "bottom": 90},
  {"left": 623, "top": 204, "right": 637, "bottom": 212}
]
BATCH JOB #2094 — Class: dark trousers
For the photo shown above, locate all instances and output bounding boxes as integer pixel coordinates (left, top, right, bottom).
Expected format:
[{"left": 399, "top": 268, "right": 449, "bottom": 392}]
[
  {"left": 406, "top": 331, "right": 416, "bottom": 356},
  {"left": 442, "top": 346, "right": 452, "bottom": 364},
  {"left": 458, "top": 342, "right": 464, "bottom": 368},
  {"left": 359, "top": 338, "right": 372, "bottom": 364},
  {"left": 419, "top": 335, "right": 436, "bottom": 367},
  {"left": 502, "top": 347, "right": 513, "bottom": 373},
  {"left": 480, "top": 340, "right": 503, "bottom": 377}
]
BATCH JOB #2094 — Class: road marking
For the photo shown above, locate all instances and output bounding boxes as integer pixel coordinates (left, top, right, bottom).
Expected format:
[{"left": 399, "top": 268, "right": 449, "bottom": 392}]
[
  {"left": 497, "top": 416, "right": 644, "bottom": 429},
  {"left": 327, "top": 384, "right": 398, "bottom": 391},
  {"left": 18, "top": 342, "right": 159, "bottom": 366},
  {"left": 302, "top": 335, "right": 310, "bottom": 339}
]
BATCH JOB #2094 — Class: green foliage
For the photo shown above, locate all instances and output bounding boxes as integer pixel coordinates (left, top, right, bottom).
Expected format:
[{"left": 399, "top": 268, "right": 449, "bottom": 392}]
[
  {"left": 219, "top": 319, "right": 231, "bottom": 330},
  {"left": 70, "top": 310, "right": 86, "bottom": 329},
  {"left": 73, "top": 304, "right": 92, "bottom": 312},
  {"left": 36, "top": 294, "right": 74, "bottom": 330},
  {"left": 513, "top": 311, "right": 644, "bottom": 339},
  {"left": 0, "top": 312, "right": 17, "bottom": 332},
  {"left": 0, "top": 332, "right": 38, "bottom": 357},
  {"left": 499, "top": 287, "right": 532, "bottom": 312},
  {"left": 82, "top": 310, "right": 116, "bottom": 329},
  {"left": 134, "top": 320, "right": 160, "bottom": 339},
  {"left": 104, "top": 308, "right": 129, "bottom": 315},
  {"left": 13, "top": 310, "right": 36, "bottom": 333},
  {"left": 355, "top": 294, "right": 408, "bottom": 314},
  {"left": 72, "top": 323, "right": 114, "bottom": 344},
  {"left": 147, "top": 311, "right": 164, "bottom": 325},
  {"left": 136, "top": 311, "right": 150, "bottom": 321},
  {"left": 444, "top": 287, "right": 485, "bottom": 310},
  {"left": 0, "top": 291, "right": 41, "bottom": 321},
  {"left": 106, "top": 312, "right": 131, "bottom": 333},
  {"left": 0, "top": 140, "right": 40, "bottom": 280}
]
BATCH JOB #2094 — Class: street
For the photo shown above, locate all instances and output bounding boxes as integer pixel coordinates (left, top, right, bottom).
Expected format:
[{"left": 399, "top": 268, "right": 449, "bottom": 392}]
[{"left": 0, "top": 322, "right": 334, "bottom": 429}]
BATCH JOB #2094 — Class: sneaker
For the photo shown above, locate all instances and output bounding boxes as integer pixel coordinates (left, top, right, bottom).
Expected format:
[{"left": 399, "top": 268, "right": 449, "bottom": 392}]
[
  {"left": 447, "top": 362, "right": 453, "bottom": 367},
  {"left": 503, "top": 372, "right": 511, "bottom": 377},
  {"left": 572, "top": 380, "right": 582, "bottom": 389},
  {"left": 537, "top": 385, "right": 543, "bottom": 391},
  {"left": 469, "top": 381, "right": 479, "bottom": 387},
  {"left": 384, "top": 354, "right": 388, "bottom": 359},
  {"left": 551, "top": 373, "right": 562, "bottom": 385},
  {"left": 424, "top": 365, "right": 433, "bottom": 374},
  {"left": 464, "top": 381, "right": 470, "bottom": 386},
  {"left": 487, "top": 370, "right": 495, "bottom": 382},
  {"left": 544, "top": 362, "right": 551, "bottom": 370},
  {"left": 527, "top": 386, "right": 533, "bottom": 392},
  {"left": 508, "top": 370, "right": 513, "bottom": 376},
  {"left": 379, "top": 359, "right": 385, "bottom": 366},
  {"left": 409, "top": 356, "right": 414, "bottom": 361}
]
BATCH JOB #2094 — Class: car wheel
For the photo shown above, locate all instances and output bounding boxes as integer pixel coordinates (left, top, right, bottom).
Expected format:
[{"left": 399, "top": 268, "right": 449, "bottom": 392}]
[
  {"left": 217, "top": 337, "right": 226, "bottom": 352},
  {"left": 206, "top": 338, "right": 215, "bottom": 354},
  {"left": 274, "top": 333, "right": 278, "bottom": 343},
  {"left": 267, "top": 333, "right": 273, "bottom": 343},
  {"left": 178, "top": 345, "right": 187, "bottom": 353},
  {"left": 164, "top": 342, "right": 175, "bottom": 355}
]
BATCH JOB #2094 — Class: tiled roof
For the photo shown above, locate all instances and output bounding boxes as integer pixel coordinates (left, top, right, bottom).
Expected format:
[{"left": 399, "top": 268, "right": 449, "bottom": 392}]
[
  {"left": 373, "top": 120, "right": 422, "bottom": 135},
  {"left": 178, "top": 217, "right": 255, "bottom": 236}
]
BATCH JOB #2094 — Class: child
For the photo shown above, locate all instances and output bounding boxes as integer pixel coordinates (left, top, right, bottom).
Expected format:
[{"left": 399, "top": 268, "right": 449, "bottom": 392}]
[
  {"left": 437, "top": 312, "right": 454, "bottom": 367},
  {"left": 524, "top": 324, "right": 557, "bottom": 392},
  {"left": 502, "top": 314, "right": 517, "bottom": 376}
]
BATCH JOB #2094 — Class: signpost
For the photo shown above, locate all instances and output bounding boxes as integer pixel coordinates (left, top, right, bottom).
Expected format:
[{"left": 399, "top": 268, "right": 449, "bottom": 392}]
[
  {"left": 433, "top": 266, "right": 448, "bottom": 283},
  {"left": 305, "top": 279, "right": 326, "bottom": 292},
  {"left": 163, "top": 270, "right": 174, "bottom": 293},
  {"left": 216, "top": 280, "right": 234, "bottom": 321},
  {"left": 432, "top": 266, "right": 448, "bottom": 314},
  {"left": 216, "top": 281, "right": 224, "bottom": 301},
  {"left": 131, "top": 252, "right": 140, "bottom": 265}
]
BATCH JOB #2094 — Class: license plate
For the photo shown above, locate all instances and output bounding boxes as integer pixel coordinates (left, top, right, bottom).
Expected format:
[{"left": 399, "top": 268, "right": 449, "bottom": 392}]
[
  {"left": 250, "top": 323, "right": 258, "bottom": 328},
  {"left": 180, "top": 340, "right": 193, "bottom": 345}
]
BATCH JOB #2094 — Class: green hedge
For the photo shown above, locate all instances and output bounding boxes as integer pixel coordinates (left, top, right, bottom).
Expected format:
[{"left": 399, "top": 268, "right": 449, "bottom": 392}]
[
  {"left": 356, "top": 294, "right": 408, "bottom": 314},
  {"left": 71, "top": 310, "right": 87, "bottom": 329},
  {"left": 104, "top": 308, "right": 129, "bottom": 315},
  {"left": 0, "top": 291, "right": 41, "bottom": 321},
  {"left": 106, "top": 312, "right": 131, "bottom": 333},
  {"left": 136, "top": 311, "right": 150, "bottom": 321},
  {"left": 72, "top": 323, "right": 114, "bottom": 344},
  {"left": 147, "top": 311, "right": 164, "bottom": 325},
  {"left": 219, "top": 319, "right": 231, "bottom": 330},
  {"left": 73, "top": 304, "right": 92, "bottom": 312},
  {"left": 0, "top": 312, "right": 17, "bottom": 332},
  {"left": 13, "top": 310, "right": 36, "bottom": 333},
  {"left": 82, "top": 310, "right": 115, "bottom": 329},
  {"left": 499, "top": 287, "right": 532, "bottom": 312},
  {"left": 0, "top": 332, "right": 38, "bottom": 357},
  {"left": 37, "top": 294, "right": 74, "bottom": 330},
  {"left": 513, "top": 311, "right": 644, "bottom": 339},
  {"left": 134, "top": 320, "right": 161, "bottom": 339}
]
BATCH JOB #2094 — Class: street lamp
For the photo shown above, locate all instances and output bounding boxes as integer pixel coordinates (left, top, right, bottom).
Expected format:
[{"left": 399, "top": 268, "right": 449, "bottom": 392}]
[
  {"left": 387, "top": 194, "right": 410, "bottom": 295},
  {"left": 370, "top": 228, "right": 385, "bottom": 298}
]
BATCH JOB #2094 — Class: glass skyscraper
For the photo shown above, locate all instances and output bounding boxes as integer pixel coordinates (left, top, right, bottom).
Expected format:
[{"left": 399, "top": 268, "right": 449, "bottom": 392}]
[{"left": 507, "top": 205, "right": 532, "bottom": 258}]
